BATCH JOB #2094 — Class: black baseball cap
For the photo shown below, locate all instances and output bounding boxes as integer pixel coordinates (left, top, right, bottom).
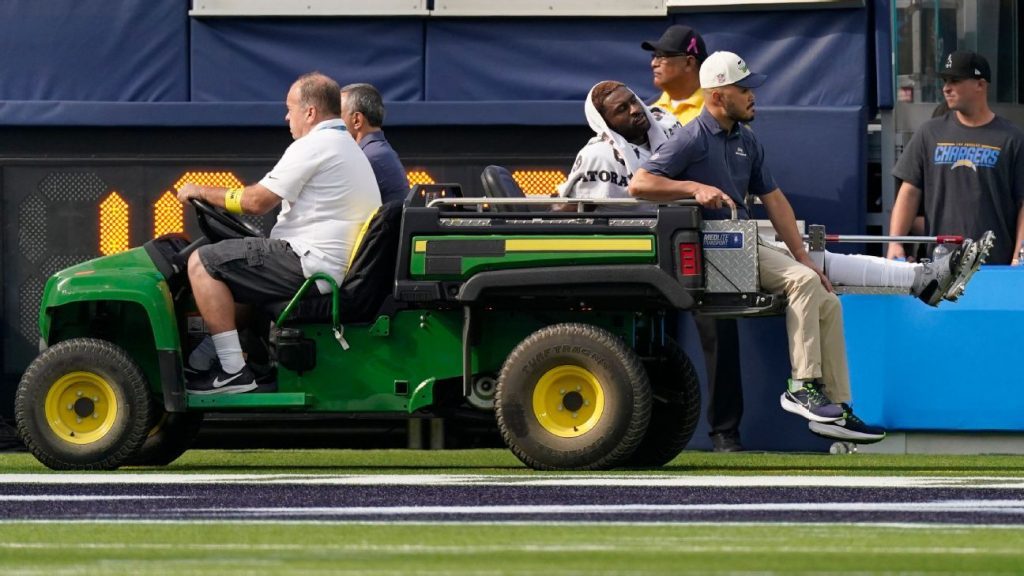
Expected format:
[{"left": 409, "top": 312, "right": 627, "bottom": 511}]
[
  {"left": 641, "top": 25, "right": 708, "bottom": 63},
  {"left": 939, "top": 50, "right": 991, "bottom": 82}
]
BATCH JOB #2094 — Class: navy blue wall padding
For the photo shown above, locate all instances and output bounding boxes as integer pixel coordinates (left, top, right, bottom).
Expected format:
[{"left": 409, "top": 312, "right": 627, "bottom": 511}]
[
  {"left": 425, "top": 11, "right": 867, "bottom": 107},
  {"left": 190, "top": 19, "right": 424, "bottom": 103},
  {"left": 683, "top": 10, "right": 867, "bottom": 107},
  {"left": 424, "top": 18, "right": 673, "bottom": 102},
  {"left": 873, "top": 0, "right": 895, "bottom": 109},
  {"left": 0, "top": 0, "right": 187, "bottom": 102},
  {"left": 0, "top": 9, "right": 875, "bottom": 126},
  {"left": 0, "top": 101, "right": 585, "bottom": 127},
  {"left": 753, "top": 107, "right": 867, "bottom": 235}
]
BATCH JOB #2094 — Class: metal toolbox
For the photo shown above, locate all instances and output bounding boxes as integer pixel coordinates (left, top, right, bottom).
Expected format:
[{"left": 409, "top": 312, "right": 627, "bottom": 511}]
[{"left": 702, "top": 219, "right": 760, "bottom": 293}]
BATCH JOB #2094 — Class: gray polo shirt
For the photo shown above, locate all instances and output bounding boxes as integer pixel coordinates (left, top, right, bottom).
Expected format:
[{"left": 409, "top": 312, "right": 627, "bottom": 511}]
[{"left": 641, "top": 107, "right": 777, "bottom": 220}]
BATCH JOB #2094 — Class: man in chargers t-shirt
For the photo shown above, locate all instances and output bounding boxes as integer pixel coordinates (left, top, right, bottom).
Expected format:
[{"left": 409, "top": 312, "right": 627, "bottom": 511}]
[{"left": 889, "top": 50, "right": 1024, "bottom": 265}]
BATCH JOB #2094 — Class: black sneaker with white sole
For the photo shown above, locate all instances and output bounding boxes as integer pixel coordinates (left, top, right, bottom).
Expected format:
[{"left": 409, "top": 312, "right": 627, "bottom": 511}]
[
  {"left": 779, "top": 380, "right": 844, "bottom": 423},
  {"left": 808, "top": 404, "right": 886, "bottom": 444},
  {"left": 186, "top": 364, "right": 258, "bottom": 395}
]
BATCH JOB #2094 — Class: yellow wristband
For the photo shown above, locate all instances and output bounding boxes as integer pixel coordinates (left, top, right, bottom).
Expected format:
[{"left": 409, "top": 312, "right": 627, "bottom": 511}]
[{"left": 225, "top": 187, "right": 244, "bottom": 214}]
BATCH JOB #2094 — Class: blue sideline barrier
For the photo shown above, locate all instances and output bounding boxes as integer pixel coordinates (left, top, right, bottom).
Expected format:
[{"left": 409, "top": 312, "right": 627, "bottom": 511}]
[
  {"left": 682, "top": 266, "right": 1021, "bottom": 453},
  {"left": 844, "top": 266, "right": 1023, "bottom": 431}
]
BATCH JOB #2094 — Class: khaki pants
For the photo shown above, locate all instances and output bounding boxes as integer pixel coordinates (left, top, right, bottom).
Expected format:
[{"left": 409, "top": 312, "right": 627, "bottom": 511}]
[{"left": 757, "top": 243, "right": 851, "bottom": 403}]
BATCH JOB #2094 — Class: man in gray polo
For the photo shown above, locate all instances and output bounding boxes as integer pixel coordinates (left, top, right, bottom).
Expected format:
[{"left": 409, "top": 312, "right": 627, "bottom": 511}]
[{"left": 630, "top": 51, "right": 885, "bottom": 443}]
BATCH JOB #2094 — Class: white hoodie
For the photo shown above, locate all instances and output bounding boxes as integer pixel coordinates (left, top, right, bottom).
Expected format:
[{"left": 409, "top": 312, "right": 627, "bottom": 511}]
[{"left": 558, "top": 84, "right": 680, "bottom": 204}]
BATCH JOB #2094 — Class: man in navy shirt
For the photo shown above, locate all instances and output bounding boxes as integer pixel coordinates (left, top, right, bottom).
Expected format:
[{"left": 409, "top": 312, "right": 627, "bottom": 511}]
[
  {"left": 341, "top": 83, "right": 411, "bottom": 204},
  {"left": 630, "top": 51, "right": 884, "bottom": 444}
]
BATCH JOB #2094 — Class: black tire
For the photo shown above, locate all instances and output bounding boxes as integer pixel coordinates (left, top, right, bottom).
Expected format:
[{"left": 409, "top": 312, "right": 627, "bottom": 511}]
[
  {"left": 495, "top": 323, "right": 651, "bottom": 470},
  {"left": 129, "top": 408, "right": 204, "bottom": 466},
  {"left": 15, "top": 338, "right": 153, "bottom": 470},
  {"left": 624, "top": 338, "right": 702, "bottom": 467}
]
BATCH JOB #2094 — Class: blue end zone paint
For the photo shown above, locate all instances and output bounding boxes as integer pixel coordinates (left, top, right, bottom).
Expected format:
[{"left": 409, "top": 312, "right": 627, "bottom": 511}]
[{"left": 3, "top": 478, "right": 1024, "bottom": 525}]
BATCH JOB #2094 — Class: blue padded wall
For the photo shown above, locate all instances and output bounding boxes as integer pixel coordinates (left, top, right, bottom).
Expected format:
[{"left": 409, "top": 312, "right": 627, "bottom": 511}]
[
  {"left": 424, "top": 18, "right": 673, "bottom": 103},
  {"left": 845, "top": 267, "right": 1024, "bottom": 431},
  {"left": 190, "top": 18, "right": 424, "bottom": 103},
  {"left": 424, "top": 10, "right": 868, "bottom": 107},
  {"left": 753, "top": 106, "right": 867, "bottom": 235},
  {"left": 874, "top": 0, "right": 895, "bottom": 110},
  {"left": 0, "top": 0, "right": 187, "bottom": 102}
]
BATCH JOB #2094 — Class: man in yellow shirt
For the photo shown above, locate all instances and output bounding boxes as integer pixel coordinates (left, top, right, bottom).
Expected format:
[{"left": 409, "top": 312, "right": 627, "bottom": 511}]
[{"left": 642, "top": 24, "right": 708, "bottom": 126}]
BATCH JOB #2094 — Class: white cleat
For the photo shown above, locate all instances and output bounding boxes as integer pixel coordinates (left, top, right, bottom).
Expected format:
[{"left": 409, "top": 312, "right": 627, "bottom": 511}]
[{"left": 945, "top": 230, "right": 994, "bottom": 302}]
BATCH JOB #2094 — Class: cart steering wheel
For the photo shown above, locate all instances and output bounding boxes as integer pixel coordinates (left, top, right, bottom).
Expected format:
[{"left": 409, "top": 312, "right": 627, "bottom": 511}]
[{"left": 189, "top": 198, "right": 264, "bottom": 241}]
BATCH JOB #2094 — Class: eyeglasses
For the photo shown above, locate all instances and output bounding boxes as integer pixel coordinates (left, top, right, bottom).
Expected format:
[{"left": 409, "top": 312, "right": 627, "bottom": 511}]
[{"left": 651, "top": 52, "right": 688, "bottom": 63}]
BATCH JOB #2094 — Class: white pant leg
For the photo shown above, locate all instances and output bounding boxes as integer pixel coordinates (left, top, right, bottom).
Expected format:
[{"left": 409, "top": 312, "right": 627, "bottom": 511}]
[{"left": 823, "top": 252, "right": 918, "bottom": 290}]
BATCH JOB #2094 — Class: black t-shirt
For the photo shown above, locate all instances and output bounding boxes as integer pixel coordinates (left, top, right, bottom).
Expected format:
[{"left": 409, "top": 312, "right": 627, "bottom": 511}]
[{"left": 893, "top": 113, "right": 1024, "bottom": 263}]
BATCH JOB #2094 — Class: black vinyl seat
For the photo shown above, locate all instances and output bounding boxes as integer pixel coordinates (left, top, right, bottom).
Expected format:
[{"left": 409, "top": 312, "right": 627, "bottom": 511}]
[
  {"left": 480, "top": 165, "right": 547, "bottom": 212},
  {"left": 263, "top": 200, "right": 404, "bottom": 324}
]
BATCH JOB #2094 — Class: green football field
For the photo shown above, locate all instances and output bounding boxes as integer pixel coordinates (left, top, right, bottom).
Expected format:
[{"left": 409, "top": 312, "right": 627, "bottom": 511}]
[
  {"left": 2, "top": 522, "right": 1024, "bottom": 575},
  {"left": 2, "top": 449, "right": 1024, "bottom": 575}
]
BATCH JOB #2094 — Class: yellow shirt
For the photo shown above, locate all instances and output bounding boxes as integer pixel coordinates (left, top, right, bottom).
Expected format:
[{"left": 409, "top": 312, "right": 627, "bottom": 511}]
[{"left": 653, "top": 89, "right": 704, "bottom": 126}]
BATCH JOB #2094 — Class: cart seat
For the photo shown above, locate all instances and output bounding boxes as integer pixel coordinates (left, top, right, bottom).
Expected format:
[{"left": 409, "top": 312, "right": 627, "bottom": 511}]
[{"left": 263, "top": 199, "right": 403, "bottom": 324}]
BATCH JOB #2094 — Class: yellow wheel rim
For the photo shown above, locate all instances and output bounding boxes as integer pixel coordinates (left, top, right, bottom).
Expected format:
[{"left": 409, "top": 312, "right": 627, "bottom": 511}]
[
  {"left": 532, "top": 365, "right": 605, "bottom": 438},
  {"left": 43, "top": 371, "right": 119, "bottom": 445}
]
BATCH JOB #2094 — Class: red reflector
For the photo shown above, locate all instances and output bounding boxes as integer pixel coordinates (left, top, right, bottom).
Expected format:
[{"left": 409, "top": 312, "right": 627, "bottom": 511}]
[{"left": 678, "top": 243, "right": 701, "bottom": 277}]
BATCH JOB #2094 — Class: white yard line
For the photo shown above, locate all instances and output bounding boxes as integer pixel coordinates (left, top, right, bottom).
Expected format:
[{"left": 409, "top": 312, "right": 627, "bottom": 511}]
[
  {"left": 5, "top": 518, "right": 1024, "bottom": 530},
  {"left": 1, "top": 473, "right": 1024, "bottom": 488},
  {"left": 0, "top": 495, "right": 176, "bottom": 501},
  {"left": 0, "top": 540, "right": 1021, "bottom": 557},
  {"left": 178, "top": 499, "right": 1024, "bottom": 516}
]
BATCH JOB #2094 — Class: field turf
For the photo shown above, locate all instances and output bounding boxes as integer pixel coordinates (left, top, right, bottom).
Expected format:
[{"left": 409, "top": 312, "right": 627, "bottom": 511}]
[{"left": 2, "top": 449, "right": 1024, "bottom": 574}]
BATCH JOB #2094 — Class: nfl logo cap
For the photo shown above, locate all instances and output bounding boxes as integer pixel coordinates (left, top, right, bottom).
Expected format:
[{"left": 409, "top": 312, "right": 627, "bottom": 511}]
[
  {"left": 641, "top": 24, "right": 708, "bottom": 62},
  {"left": 699, "top": 51, "right": 767, "bottom": 89},
  {"left": 939, "top": 50, "right": 991, "bottom": 82}
]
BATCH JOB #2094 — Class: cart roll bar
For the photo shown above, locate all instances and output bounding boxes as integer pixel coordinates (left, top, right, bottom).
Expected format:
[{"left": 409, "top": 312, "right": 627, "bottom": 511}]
[{"left": 425, "top": 196, "right": 734, "bottom": 219}]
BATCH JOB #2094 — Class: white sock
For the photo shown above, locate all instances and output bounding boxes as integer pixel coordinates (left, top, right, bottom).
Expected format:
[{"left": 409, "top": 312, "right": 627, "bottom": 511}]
[
  {"left": 823, "top": 252, "right": 917, "bottom": 290},
  {"left": 789, "top": 379, "right": 807, "bottom": 392},
  {"left": 211, "top": 330, "right": 245, "bottom": 374},
  {"left": 187, "top": 336, "right": 217, "bottom": 371}
]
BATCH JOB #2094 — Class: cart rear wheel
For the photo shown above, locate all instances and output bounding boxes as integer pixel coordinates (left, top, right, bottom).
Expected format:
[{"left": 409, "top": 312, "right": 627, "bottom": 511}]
[
  {"left": 496, "top": 323, "right": 650, "bottom": 470},
  {"left": 625, "top": 338, "right": 701, "bottom": 467}
]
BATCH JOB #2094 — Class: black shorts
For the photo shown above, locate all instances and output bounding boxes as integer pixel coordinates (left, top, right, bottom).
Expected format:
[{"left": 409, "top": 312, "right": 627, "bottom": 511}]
[{"left": 196, "top": 238, "right": 306, "bottom": 305}]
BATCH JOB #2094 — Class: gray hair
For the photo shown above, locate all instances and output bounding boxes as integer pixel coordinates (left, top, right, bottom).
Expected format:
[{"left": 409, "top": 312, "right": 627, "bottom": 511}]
[{"left": 340, "top": 83, "right": 385, "bottom": 127}]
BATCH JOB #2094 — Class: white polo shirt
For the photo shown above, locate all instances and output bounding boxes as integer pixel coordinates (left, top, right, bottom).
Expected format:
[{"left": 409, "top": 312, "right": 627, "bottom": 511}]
[{"left": 260, "top": 119, "right": 381, "bottom": 292}]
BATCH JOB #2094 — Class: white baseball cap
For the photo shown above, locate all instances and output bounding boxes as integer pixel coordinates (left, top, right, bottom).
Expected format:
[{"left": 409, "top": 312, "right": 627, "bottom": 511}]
[{"left": 699, "top": 51, "right": 767, "bottom": 89}]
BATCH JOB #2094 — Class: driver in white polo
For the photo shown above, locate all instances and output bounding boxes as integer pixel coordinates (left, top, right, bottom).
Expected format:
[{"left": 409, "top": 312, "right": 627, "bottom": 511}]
[{"left": 176, "top": 72, "right": 380, "bottom": 394}]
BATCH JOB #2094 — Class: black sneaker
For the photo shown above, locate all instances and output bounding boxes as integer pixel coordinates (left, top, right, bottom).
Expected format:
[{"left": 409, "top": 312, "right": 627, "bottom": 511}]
[
  {"left": 780, "top": 380, "right": 844, "bottom": 423},
  {"left": 711, "top": 431, "right": 743, "bottom": 453},
  {"left": 183, "top": 364, "right": 211, "bottom": 380},
  {"left": 186, "top": 364, "right": 258, "bottom": 395},
  {"left": 808, "top": 404, "right": 886, "bottom": 444}
]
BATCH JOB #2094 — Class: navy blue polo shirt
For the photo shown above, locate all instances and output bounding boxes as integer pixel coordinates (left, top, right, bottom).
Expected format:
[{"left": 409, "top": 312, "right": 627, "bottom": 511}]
[
  {"left": 642, "top": 107, "right": 777, "bottom": 220},
  {"left": 359, "top": 130, "right": 410, "bottom": 204}
]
